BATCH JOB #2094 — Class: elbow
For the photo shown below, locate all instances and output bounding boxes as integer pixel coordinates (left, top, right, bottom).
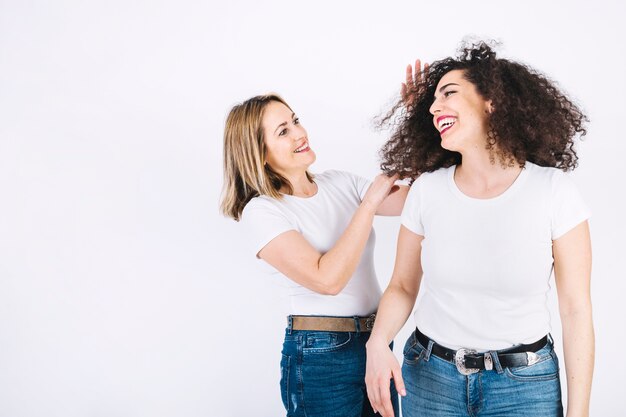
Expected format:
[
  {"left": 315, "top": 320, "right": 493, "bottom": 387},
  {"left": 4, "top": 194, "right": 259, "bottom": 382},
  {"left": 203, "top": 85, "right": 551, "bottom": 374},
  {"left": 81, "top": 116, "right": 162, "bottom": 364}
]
[
  {"left": 311, "top": 261, "right": 347, "bottom": 295},
  {"left": 314, "top": 275, "right": 347, "bottom": 296},
  {"left": 558, "top": 298, "right": 593, "bottom": 324},
  {"left": 317, "top": 283, "right": 343, "bottom": 296},
  {"left": 560, "top": 302, "right": 593, "bottom": 320},
  {"left": 559, "top": 292, "right": 592, "bottom": 314}
]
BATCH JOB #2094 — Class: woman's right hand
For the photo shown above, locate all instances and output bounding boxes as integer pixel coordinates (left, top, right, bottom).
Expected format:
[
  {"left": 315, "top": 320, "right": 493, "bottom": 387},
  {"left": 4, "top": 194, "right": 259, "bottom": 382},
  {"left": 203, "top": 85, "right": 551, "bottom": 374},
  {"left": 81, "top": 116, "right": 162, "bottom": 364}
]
[
  {"left": 365, "top": 337, "right": 405, "bottom": 417},
  {"left": 361, "top": 173, "right": 399, "bottom": 212}
]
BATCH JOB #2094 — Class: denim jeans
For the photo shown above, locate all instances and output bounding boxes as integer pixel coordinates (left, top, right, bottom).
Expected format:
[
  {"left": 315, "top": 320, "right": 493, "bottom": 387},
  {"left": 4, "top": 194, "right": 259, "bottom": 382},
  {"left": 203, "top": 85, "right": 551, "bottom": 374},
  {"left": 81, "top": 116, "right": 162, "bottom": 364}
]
[
  {"left": 280, "top": 317, "right": 399, "bottom": 417},
  {"left": 401, "top": 330, "right": 563, "bottom": 417}
]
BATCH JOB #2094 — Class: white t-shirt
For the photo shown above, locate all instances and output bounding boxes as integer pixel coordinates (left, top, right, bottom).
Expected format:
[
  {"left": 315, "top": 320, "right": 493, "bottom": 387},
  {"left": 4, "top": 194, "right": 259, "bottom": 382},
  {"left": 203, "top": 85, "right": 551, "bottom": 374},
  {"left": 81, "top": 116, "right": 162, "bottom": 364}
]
[
  {"left": 401, "top": 162, "right": 591, "bottom": 351},
  {"left": 241, "top": 170, "right": 381, "bottom": 316}
]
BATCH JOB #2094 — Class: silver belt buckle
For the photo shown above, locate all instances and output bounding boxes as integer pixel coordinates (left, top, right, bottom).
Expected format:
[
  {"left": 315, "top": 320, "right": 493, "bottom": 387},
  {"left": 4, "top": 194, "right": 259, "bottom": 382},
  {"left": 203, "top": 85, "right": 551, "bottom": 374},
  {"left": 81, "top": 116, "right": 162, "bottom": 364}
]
[
  {"left": 527, "top": 351, "right": 540, "bottom": 366},
  {"left": 454, "top": 348, "right": 479, "bottom": 375}
]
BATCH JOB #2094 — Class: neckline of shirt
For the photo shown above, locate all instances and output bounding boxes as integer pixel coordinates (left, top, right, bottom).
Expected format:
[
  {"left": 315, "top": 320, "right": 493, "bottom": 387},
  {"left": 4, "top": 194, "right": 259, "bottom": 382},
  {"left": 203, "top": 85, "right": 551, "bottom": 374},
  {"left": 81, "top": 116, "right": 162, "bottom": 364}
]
[
  {"left": 447, "top": 162, "right": 532, "bottom": 204},
  {"left": 281, "top": 175, "right": 322, "bottom": 200}
]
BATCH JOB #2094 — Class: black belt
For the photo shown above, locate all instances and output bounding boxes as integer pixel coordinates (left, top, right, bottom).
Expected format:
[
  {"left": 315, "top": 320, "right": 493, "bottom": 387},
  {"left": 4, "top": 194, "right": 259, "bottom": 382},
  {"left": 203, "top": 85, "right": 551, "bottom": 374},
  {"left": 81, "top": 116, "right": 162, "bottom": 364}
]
[{"left": 415, "top": 327, "right": 548, "bottom": 375}]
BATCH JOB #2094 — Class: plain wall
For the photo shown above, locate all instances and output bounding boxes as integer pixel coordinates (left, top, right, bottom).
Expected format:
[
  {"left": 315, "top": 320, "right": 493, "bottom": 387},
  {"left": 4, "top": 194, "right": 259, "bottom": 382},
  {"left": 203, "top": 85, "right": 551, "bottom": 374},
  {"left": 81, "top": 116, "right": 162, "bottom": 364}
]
[{"left": 1, "top": 0, "right": 624, "bottom": 416}]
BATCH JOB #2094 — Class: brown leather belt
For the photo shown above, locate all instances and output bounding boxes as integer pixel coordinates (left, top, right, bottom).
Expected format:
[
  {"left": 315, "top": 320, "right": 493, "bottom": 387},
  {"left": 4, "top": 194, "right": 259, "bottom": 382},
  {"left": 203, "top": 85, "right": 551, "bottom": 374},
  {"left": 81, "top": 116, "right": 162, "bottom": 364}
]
[{"left": 289, "top": 314, "right": 376, "bottom": 332}]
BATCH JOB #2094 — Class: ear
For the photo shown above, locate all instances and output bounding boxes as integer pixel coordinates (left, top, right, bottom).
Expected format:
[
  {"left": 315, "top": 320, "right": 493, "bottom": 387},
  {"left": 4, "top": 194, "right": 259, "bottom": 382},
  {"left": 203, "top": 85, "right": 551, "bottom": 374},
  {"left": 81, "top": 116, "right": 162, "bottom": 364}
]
[{"left": 486, "top": 100, "right": 494, "bottom": 114}]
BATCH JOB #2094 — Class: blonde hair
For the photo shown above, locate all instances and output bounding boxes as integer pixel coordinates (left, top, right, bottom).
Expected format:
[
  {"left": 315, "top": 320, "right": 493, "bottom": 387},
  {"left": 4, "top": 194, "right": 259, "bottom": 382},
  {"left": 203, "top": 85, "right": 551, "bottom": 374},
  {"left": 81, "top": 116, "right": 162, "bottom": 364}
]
[{"left": 220, "top": 94, "right": 313, "bottom": 221}]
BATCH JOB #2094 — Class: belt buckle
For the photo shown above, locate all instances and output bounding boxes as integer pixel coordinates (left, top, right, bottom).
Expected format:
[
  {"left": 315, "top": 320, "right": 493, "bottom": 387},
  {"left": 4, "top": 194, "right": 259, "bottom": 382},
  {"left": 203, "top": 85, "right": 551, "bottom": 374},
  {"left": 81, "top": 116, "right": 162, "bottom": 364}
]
[
  {"left": 527, "top": 351, "right": 540, "bottom": 366},
  {"left": 365, "top": 313, "right": 376, "bottom": 331},
  {"left": 454, "top": 348, "right": 479, "bottom": 375}
]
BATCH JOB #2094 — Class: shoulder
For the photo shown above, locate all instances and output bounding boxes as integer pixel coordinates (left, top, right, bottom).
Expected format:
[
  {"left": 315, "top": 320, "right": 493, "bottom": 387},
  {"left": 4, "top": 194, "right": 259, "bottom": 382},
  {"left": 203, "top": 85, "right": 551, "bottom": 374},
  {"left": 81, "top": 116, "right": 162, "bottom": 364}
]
[
  {"left": 315, "top": 169, "right": 358, "bottom": 182},
  {"left": 240, "top": 194, "right": 297, "bottom": 236},
  {"left": 525, "top": 161, "right": 561, "bottom": 177},
  {"left": 523, "top": 163, "right": 588, "bottom": 213},
  {"left": 242, "top": 194, "right": 284, "bottom": 219},
  {"left": 315, "top": 169, "right": 368, "bottom": 189},
  {"left": 405, "top": 167, "right": 451, "bottom": 205},
  {"left": 315, "top": 169, "right": 370, "bottom": 201},
  {"left": 523, "top": 162, "right": 569, "bottom": 189},
  {"left": 410, "top": 166, "right": 452, "bottom": 187}
]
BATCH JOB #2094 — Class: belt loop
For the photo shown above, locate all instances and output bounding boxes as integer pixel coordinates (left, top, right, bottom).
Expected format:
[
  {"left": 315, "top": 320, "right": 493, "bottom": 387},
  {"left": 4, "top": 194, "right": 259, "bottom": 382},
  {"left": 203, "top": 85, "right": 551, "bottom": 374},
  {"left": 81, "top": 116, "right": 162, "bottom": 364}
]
[
  {"left": 424, "top": 339, "right": 434, "bottom": 362},
  {"left": 547, "top": 333, "right": 554, "bottom": 346},
  {"left": 490, "top": 350, "right": 504, "bottom": 374},
  {"left": 287, "top": 315, "right": 293, "bottom": 335},
  {"left": 483, "top": 351, "right": 494, "bottom": 371},
  {"left": 353, "top": 316, "right": 361, "bottom": 334}
]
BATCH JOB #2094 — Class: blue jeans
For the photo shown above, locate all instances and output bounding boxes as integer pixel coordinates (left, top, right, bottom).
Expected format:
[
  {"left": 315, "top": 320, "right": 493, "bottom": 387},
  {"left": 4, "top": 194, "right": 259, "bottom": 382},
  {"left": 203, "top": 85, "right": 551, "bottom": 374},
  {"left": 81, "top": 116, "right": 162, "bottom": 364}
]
[
  {"left": 401, "top": 330, "right": 563, "bottom": 417},
  {"left": 280, "top": 317, "right": 399, "bottom": 417}
]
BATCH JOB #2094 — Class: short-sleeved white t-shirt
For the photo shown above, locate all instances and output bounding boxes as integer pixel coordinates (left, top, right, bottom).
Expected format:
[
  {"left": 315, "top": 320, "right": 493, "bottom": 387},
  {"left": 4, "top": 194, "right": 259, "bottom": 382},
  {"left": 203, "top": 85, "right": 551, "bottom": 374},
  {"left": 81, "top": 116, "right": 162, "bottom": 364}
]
[
  {"left": 401, "top": 162, "right": 591, "bottom": 351},
  {"left": 241, "top": 170, "right": 381, "bottom": 316}
]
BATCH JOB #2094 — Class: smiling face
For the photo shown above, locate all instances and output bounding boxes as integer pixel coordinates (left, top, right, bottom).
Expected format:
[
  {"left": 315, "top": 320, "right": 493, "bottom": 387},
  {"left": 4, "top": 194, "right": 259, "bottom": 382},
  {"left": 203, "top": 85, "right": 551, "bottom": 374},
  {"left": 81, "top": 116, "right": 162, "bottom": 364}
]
[
  {"left": 429, "top": 69, "right": 492, "bottom": 153},
  {"left": 262, "top": 100, "right": 316, "bottom": 176}
]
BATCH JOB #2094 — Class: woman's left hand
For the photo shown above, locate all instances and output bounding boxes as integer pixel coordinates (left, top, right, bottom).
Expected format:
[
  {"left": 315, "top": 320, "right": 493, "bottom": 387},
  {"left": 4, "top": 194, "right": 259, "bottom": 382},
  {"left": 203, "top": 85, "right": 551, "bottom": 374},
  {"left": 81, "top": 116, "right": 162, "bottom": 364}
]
[{"left": 400, "top": 59, "right": 428, "bottom": 107}]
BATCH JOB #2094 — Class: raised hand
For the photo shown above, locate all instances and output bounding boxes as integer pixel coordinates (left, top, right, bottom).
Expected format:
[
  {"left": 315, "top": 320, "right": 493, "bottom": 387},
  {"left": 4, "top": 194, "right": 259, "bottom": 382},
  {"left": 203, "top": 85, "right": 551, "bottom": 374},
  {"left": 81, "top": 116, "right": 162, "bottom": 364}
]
[
  {"left": 400, "top": 59, "right": 429, "bottom": 107},
  {"left": 361, "top": 173, "right": 400, "bottom": 212}
]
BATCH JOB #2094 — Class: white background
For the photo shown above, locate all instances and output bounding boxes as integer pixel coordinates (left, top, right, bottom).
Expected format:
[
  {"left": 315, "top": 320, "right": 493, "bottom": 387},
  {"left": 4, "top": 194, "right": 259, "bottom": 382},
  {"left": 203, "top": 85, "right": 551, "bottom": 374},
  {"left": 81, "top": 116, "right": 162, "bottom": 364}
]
[{"left": 1, "top": 1, "right": 624, "bottom": 416}]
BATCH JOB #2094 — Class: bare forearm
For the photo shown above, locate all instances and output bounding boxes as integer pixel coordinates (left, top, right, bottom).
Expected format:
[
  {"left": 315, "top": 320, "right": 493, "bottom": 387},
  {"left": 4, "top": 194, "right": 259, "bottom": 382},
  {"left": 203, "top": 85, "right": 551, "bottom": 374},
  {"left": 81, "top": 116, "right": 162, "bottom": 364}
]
[
  {"left": 365, "top": 227, "right": 422, "bottom": 416},
  {"left": 561, "top": 305, "right": 594, "bottom": 417},
  {"left": 368, "top": 283, "right": 417, "bottom": 346},
  {"left": 259, "top": 175, "right": 399, "bottom": 296},
  {"left": 552, "top": 221, "right": 593, "bottom": 417},
  {"left": 316, "top": 204, "right": 377, "bottom": 294}
]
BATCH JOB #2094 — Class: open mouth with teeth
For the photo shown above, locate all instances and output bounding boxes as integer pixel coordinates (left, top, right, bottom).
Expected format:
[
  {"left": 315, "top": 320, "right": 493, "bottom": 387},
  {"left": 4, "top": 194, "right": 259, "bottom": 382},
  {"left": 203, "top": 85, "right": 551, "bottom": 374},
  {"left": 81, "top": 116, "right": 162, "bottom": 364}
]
[
  {"left": 437, "top": 117, "right": 457, "bottom": 135},
  {"left": 294, "top": 142, "right": 310, "bottom": 153}
]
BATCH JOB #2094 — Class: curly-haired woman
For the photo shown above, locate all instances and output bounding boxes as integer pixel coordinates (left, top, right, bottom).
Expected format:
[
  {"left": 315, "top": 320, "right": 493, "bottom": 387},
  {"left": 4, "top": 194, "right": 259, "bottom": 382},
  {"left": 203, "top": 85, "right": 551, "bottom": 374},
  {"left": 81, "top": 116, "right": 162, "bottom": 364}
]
[
  {"left": 365, "top": 42, "right": 593, "bottom": 417},
  {"left": 221, "top": 94, "right": 407, "bottom": 416}
]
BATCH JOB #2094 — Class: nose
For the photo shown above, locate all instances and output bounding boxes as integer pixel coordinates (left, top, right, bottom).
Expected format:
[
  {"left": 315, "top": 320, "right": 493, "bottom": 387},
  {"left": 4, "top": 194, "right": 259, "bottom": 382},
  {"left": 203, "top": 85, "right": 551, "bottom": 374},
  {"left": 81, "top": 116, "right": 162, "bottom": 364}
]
[
  {"left": 292, "top": 123, "right": 307, "bottom": 140},
  {"left": 429, "top": 97, "right": 441, "bottom": 115}
]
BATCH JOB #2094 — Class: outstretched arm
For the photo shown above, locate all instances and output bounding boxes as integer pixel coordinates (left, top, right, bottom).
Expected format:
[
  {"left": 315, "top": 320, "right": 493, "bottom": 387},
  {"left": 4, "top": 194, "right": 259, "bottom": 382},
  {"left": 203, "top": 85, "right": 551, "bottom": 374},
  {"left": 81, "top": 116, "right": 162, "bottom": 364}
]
[
  {"left": 376, "top": 185, "right": 408, "bottom": 216},
  {"left": 258, "top": 174, "right": 398, "bottom": 295}
]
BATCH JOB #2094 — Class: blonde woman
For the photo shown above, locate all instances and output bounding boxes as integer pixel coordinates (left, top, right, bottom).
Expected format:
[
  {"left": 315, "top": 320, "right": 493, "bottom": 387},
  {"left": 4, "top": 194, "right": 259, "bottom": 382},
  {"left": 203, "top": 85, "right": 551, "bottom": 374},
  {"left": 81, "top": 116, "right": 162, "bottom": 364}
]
[{"left": 221, "top": 94, "right": 406, "bottom": 417}]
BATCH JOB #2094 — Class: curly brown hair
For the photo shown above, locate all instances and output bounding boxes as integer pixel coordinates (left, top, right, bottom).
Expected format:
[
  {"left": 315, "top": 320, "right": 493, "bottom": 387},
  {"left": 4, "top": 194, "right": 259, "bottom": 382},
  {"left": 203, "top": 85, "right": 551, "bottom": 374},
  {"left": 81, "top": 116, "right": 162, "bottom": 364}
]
[{"left": 379, "top": 41, "right": 588, "bottom": 180}]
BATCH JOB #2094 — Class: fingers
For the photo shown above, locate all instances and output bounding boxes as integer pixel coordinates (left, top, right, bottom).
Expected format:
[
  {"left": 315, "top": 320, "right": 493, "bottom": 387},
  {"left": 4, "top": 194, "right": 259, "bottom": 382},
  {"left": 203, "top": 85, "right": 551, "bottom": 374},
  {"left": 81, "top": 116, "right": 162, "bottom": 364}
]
[
  {"left": 377, "top": 381, "right": 396, "bottom": 417},
  {"left": 403, "top": 59, "right": 425, "bottom": 107},
  {"left": 375, "top": 363, "right": 404, "bottom": 417},
  {"left": 400, "top": 82, "right": 408, "bottom": 101},
  {"left": 366, "top": 382, "right": 380, "bottom": 415},
  {"left": 383, "top": 174, "right": 399, "bottom": 194},
  {"left": 393, "top": 367, "right": 407, "bottom": 397},
  {"left": 363, "top": 175, "right": 397, "bottom": 209},
  {"left": 411, "top": 59, "right": 430, "bottom": 83},
  {"left": 366, "top": 343, "right": 402, "bottom": 417},
  {"left": 379, "top": 173, "right": 399, "bottom": 196},
  {"left": 405, "top": 63, "right": 413, "bottom": 87},
  {"left": 414, "top": 59, "right": 421, "bottom": 81},
  {"left": 368, "top": 378, "right": 394, "bottom": 417},
  {"left": 375, "top": 173, "right": 398, "bottom": 184}
]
